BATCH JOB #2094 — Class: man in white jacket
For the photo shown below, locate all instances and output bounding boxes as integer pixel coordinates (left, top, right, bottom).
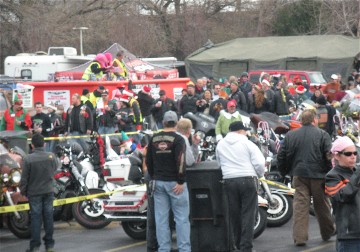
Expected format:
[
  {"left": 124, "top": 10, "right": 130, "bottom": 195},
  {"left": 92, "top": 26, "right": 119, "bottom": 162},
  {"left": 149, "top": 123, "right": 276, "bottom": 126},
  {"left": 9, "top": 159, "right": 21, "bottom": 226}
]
[{"left": 216, "top": 121, "right": 265, "bottom": 252}]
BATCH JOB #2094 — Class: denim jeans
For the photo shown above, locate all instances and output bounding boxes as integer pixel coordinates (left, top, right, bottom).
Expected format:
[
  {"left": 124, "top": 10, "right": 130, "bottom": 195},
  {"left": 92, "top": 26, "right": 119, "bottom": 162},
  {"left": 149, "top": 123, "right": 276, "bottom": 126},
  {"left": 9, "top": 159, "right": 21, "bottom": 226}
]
[
  {"left": 69, "top": 131, "right": 89, "bottom": 152},
  {"left": 337, "top": 239, "right": 360, "bottom": 252},
  {"left": 98, "top": 126, "right": 116, "bottom": 135},
  {"left": 154, "top": 181, "right": 191, "bottom": 252},
  {"left": 145, "top": 172, "right": 158, "bottom": 252},
  {"left": 28, "top": 193, "right": 55, "bottom": 250}
]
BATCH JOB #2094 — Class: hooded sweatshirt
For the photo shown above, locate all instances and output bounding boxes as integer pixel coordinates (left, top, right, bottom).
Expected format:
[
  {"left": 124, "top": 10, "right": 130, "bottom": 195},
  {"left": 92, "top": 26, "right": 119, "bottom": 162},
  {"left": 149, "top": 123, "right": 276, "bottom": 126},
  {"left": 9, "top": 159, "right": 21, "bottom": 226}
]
[{"left": 216, "top": 132, "right": 265, "bottom": 179}]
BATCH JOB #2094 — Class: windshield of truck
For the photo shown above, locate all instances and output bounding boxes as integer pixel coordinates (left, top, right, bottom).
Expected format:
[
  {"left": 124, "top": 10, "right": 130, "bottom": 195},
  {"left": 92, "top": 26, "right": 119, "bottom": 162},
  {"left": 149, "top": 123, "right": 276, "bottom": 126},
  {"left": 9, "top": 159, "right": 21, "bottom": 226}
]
[{"left": 308, "top": 72, "right": 327, "bottom": 85}]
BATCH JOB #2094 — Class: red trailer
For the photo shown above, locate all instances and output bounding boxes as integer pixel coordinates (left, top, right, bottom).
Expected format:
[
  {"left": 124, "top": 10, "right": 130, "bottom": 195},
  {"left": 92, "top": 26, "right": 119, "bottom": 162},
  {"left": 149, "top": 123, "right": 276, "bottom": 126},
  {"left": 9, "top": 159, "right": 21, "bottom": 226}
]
[{"left": 27, "top": 78, "right": 189, "bottom": 111}]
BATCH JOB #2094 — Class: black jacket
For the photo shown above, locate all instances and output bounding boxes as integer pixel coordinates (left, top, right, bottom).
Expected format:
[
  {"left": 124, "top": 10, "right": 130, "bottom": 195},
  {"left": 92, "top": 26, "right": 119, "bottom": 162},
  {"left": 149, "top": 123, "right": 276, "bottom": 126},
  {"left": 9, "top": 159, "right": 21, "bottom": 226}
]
[
  {"left": 272, "top": 89, "right": 292, "bottom": 115},
  {"left": 137, "top": 91, "right": 154, "bottom": 117},
  {"left": 146, "top": 131, "right": 186, "bottom": 184},
  {"left": 229, "top": 89, "right": 247, "bottom": 112},
  {"left": 325, "top": 165, "right": 360, "bottom": 240},
  {"left": 180, "top": 94, "right": 199, "bottom": 116},
  {"left": 20, "top": 147, "right": 59, "bottom": 197},
  {"left": 151, "top": 97, "right": 177, "bottom": 123},
  {"left": 31, "top": 112, "right": 53, "bottom": 137},
  {"left": 277, "top": 125, "right": 332, "bottom": 178}
]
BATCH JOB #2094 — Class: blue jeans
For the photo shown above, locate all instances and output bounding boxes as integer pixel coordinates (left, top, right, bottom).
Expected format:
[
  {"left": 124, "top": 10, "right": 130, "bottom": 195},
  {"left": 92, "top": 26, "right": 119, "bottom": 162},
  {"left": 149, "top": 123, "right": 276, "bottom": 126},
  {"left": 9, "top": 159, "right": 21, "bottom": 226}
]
[
  {"left": 28, "top": 193, "right": 55, "bottom": 250},
  {"left": 98, "top": 126, "right": 116, "bottom": 135},
  {"left": 337, "top": 239, "right": 360, "bottom": 252},
  {"left": 69, "top": 131, "right": 89, "bottom": 152},
  {"left": 154, "top": 181, "right": 191, "bottom": 252}
]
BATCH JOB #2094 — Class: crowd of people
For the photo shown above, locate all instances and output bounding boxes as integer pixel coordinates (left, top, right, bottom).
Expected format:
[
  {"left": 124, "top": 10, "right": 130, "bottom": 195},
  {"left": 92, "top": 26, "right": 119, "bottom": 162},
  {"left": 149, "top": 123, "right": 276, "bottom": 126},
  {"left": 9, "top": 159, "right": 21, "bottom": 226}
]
[{"left": 1, "top": 66, "right": 359, "bottom": 252}]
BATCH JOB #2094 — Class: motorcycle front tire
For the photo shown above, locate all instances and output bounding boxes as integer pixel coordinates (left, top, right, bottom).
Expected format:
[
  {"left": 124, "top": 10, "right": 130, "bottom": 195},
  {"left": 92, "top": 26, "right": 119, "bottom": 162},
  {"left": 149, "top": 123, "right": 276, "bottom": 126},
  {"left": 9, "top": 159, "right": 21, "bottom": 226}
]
[
  {"left": 253, "top": 207, "right": 268, "bottom": 239},
  {"left": 72, "top": 189, "right": 111, "bottom": 229},
  {"left": 122, "top": 221, "right": 147, "bottom": 240},
  {"left": 7, "top": 210, "right": 31, "bottom": 239},
  {"left": 266, "top": 193, "right": 293, "bottom": 227}
]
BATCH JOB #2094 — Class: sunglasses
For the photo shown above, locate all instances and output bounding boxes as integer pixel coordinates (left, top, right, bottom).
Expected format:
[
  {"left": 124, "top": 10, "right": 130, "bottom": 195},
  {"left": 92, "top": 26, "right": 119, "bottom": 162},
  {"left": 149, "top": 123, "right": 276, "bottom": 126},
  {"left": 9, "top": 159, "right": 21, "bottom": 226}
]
[{"left": 338, "top": 151, "right": 358, "bottom": 157}]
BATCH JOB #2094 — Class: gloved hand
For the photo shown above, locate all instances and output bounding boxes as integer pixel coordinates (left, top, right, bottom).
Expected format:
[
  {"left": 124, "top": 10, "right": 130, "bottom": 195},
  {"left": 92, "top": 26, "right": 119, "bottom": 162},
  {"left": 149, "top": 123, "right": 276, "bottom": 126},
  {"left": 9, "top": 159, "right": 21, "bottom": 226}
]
[{"left": 216, "top": 134, "right": 223, "bottom": 142}]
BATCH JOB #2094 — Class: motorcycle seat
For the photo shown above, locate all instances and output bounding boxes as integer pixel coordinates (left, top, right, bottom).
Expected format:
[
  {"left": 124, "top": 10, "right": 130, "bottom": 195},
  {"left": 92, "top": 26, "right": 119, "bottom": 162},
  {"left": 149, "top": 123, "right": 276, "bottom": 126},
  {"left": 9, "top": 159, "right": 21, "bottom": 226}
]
[{"left": 250, "top": 112, "right": 289, "bottom": 134}]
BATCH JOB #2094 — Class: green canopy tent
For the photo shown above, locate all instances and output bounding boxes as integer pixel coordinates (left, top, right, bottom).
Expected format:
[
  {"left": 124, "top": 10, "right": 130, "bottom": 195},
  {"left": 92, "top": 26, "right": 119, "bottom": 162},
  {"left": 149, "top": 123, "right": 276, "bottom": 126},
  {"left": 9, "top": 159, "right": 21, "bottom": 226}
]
[{"left": 185, "top": 35, "right": 360, "bottom": 81}]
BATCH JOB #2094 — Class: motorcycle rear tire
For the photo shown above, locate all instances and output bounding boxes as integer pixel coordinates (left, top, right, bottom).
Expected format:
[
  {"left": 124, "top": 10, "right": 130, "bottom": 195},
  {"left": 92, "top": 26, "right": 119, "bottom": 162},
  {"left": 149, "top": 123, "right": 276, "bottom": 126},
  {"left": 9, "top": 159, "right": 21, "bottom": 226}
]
[
  {"left": 253, "top": 207, "right": 267, "bottom": 239},
  {"left": 72, "top": 189, "right": 111, "bottom": 229},
  {"left": 122, "top": 221, "right": 147, "bottom": 240},
  {"left": 266, "top": 194, "right": 293, "bottom": 227},
  {"left": 7, "top": 210, "right": 31, "bottom": 239}
]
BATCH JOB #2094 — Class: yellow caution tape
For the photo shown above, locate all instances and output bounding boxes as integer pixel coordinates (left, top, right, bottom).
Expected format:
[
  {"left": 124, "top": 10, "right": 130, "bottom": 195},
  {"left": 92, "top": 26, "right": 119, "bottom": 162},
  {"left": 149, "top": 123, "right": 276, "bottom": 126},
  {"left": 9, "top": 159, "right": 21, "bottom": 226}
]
[
  {"left": 259, "top": 177, "right": 295, "bottom": 193},
  {"left": 0, "top": 184, "right": 144, "bottom": 214},
  {"left": 26, "top": 129, "right": 161, "bottom": 141}
]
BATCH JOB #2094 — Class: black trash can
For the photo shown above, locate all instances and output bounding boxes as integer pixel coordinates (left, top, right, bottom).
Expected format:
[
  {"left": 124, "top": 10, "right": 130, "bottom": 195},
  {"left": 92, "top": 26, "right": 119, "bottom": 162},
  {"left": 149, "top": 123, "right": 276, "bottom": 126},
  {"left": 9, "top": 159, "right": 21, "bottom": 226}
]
[{"left": 187, "top": 161, "right": 230, "bottom": 252}]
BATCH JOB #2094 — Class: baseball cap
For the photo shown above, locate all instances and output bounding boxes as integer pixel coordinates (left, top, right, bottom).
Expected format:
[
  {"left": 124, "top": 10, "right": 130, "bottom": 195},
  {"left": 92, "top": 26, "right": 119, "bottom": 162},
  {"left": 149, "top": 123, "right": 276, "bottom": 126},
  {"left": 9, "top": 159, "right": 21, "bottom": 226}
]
[
  {"left": 163, "top": 111, "right": 178, "bottom": 123},
  {"left": 229, "top": 121, "right": 251, "bottom": 132},
  {"left": 331, "top": 74, "right": 338, "bottom": 80}
]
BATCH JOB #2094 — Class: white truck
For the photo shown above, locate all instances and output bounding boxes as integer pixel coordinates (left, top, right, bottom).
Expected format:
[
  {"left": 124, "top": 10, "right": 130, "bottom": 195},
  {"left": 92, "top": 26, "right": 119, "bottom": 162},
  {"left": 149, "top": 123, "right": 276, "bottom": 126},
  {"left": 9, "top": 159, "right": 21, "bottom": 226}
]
[{"left": 4, "top": 47, "right": 93, "bottom": 81}]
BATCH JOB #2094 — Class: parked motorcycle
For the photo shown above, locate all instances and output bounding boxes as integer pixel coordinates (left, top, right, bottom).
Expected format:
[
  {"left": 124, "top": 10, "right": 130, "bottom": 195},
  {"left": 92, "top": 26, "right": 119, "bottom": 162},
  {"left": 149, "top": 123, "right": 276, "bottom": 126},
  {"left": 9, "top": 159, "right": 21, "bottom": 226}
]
[
  {"left": 103, "top": 183, "right": 268, "bottom": 240},
  {"left": 54, "top": 143, "right": 111, "bottom": 229},
  {"left": 249, "top": 119, "right": 294, "bottom": 227},
  {"left": 183, "top": 112, "right": 216, "bottom": 161},
  {"left": 0, "top": 144, "right": 30, "bottom": 239}
]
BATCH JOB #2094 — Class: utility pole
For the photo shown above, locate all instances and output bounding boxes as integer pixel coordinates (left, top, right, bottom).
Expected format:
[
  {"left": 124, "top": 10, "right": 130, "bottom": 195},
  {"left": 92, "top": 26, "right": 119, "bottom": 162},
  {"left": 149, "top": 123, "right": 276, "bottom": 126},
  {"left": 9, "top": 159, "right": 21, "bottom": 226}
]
[{"left": 73, "top": 27, "right": 89, "bottom": 56}]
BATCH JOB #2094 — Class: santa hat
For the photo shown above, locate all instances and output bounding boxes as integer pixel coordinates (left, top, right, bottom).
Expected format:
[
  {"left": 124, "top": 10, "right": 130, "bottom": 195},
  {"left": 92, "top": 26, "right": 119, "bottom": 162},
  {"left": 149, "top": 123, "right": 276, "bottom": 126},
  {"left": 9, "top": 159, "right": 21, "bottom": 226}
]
[
  {"left": 295, "top": 85, "right": 306, "bottom": 94},
  {"left": 273, "top": 72, "right": 281, "bottom": 78},
  {"left": 112, "top": 89, "right": 122, "bottom": 99},
  {"left": 120, "top": 94, "right": 129, "bottom": 103},
  {"left": 262, "top": 79, "right": 271, "bottom": 87},
  {"left": 13, "top": 93, "right": 23, "bottom": 105},
  {"left": 254, "top": 84, "right": 262, "bottom": 91},
  {"left": 122, "top": 89, "right": 134, "bottom": 97},
  {"left": 142, "top": 86, "right": 151, "bottom": 93},
  {"left": 47, "top": 103, "right": 57, "bottom": 111}
]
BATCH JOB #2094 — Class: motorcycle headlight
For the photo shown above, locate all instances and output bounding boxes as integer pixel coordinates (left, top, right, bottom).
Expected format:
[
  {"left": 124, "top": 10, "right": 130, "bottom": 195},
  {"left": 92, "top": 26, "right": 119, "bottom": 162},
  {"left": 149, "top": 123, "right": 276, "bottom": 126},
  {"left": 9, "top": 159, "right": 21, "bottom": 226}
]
[{"left": 9, "top": 168, "right": 21, "bottom": 186}]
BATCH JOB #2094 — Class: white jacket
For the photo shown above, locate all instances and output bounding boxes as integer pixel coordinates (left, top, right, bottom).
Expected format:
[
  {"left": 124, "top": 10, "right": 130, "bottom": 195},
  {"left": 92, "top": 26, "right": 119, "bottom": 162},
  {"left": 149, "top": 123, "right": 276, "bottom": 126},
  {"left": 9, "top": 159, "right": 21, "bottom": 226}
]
[{"left": 216, "top": 132, "right": 265, "bottom": 179}]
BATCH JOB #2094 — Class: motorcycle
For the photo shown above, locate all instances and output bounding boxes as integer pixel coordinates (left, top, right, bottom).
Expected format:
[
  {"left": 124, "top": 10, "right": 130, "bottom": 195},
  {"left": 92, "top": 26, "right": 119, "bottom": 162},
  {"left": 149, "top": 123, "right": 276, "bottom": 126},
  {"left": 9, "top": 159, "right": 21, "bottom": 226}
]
[
  {"left": 0, "top": 144, "right": 30, "bottom": 239},
  {"left": 183, "top": 112, "right": 216, "bottom": 161},
  {"left": 54, "top": 143, "right": 111, "bottom": 229},
  {"left": 250, "top": 119, "right": 294, "bottom": 227},
  {"left": 103, "top": 183, "right": 268, "bottom": 240}
]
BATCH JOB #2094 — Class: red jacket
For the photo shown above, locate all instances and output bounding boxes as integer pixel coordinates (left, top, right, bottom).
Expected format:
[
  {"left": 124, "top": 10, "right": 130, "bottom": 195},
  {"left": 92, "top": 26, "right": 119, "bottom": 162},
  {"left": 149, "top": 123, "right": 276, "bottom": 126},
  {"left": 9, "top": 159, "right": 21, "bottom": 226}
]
[{"left": 1, "top": 107, "right": 32, "bottom": 131}]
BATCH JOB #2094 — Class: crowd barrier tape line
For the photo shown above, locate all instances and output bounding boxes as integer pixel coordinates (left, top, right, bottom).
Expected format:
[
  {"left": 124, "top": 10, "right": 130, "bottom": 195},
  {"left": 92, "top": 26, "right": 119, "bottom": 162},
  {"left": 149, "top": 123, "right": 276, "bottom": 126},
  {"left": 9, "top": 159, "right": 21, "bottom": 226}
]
[
  {"left": 0, "top": 184, "right": 144, "bottom": 214},
  {"left": 259, "top": 177, "right": 295, "bottom": 193},
  {"left": 27, "top": 129, "right": 161, "bottom": 141}
]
